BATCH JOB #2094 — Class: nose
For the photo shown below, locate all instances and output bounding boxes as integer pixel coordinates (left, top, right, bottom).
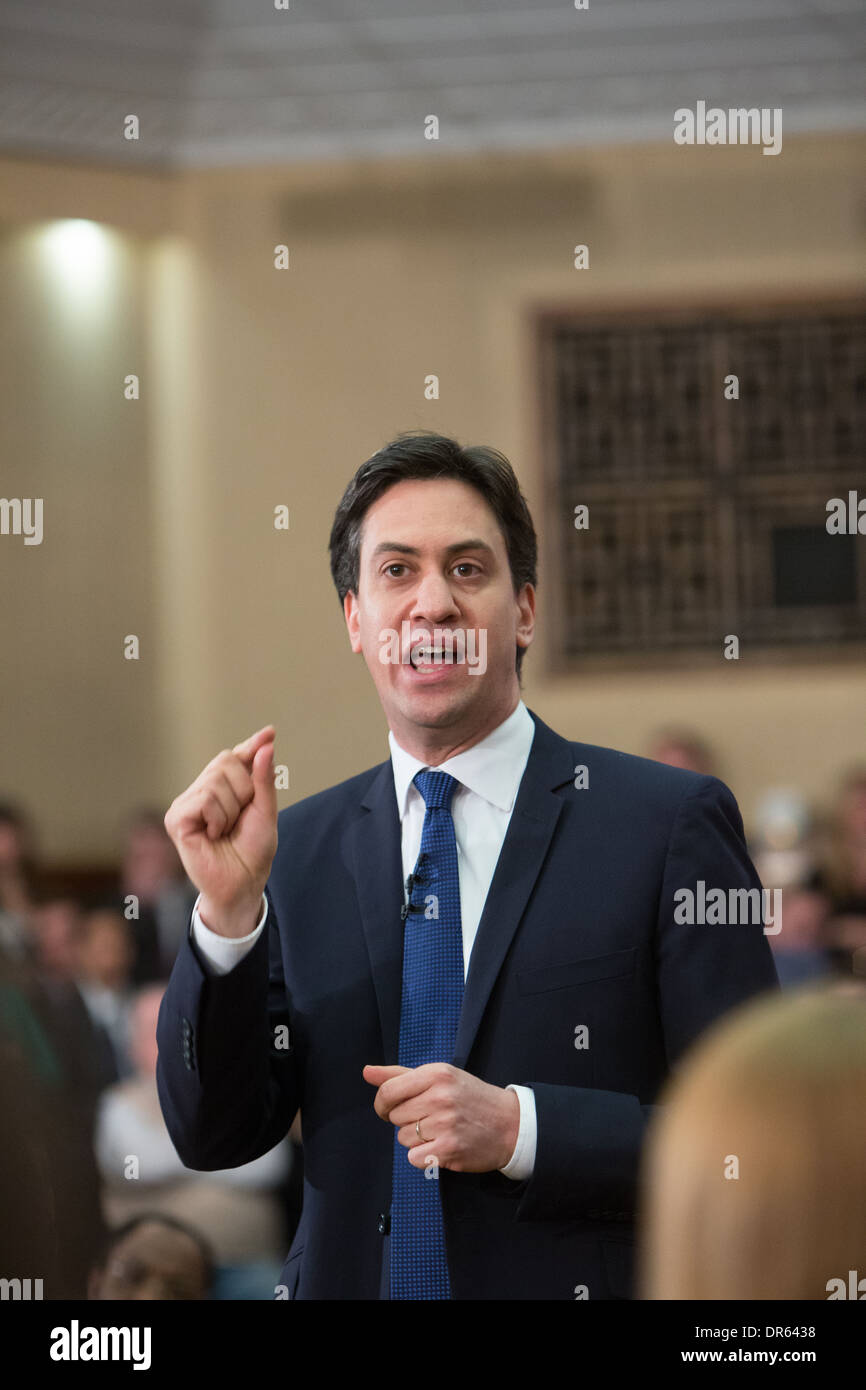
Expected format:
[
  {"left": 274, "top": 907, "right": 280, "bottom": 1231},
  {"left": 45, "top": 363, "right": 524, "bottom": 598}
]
[{"left": 409, "top": 567, "right": 461, "bottom": 624}]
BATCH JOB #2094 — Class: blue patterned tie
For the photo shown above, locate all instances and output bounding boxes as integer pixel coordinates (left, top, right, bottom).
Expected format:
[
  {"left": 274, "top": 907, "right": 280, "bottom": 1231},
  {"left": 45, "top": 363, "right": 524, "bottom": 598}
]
[{"left": 390, "top": 769, "right": 464, "bottom": 1300}]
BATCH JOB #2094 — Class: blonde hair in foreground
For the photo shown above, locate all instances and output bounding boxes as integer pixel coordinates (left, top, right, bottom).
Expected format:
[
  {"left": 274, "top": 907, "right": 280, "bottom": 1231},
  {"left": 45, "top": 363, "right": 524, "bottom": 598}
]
[{"left": 639, "top": 984, "right": 866, "bottom": 1300}]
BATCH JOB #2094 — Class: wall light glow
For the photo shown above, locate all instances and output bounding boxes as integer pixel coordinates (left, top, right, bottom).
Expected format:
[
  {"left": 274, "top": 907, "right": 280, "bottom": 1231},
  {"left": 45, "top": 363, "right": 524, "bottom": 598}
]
[{"left": 34, "top": 218, "right": 120, "bottom": 308}]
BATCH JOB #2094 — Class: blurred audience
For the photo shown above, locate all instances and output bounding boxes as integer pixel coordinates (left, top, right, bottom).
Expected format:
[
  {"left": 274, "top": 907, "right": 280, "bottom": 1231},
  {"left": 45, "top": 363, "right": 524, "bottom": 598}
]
[
  {"left": 750, "top": 790, "right": 833, "bottom": 986},
  {"left": 30, "top": 898, "right": 120, "bottom": 1101},
  {"left": 751, "top": 788, "right": 817, "bottom": 890},
  {"left": 0, "top": 911, "right": 107, "bottom": 1297},
  {"left": 95, "top": 984, "right": 293, "bottom": 1300},
  {"left": 88, "top": 1213, "right": 214, "bottom": 1300},
  {"left": 0, "top": 801, "right": 40, "bottom": 959},
  {"left": 806, "top": 767, "right": 866, "bottom": 980},
  {"left": 639, "top": 983, "right": 866, "bottom": 1299},
  {"left": 0, "top": 1044, "right": 66, "bottom": 1295},
  {"left": 117, "top": 809, "right": 196, "bottom": 985},
  {"left": 74, "top": 907, "right": 136, "bottom": 1080},
  {"left": 647, "top": 728, "right": 717, "bottom": 777}
]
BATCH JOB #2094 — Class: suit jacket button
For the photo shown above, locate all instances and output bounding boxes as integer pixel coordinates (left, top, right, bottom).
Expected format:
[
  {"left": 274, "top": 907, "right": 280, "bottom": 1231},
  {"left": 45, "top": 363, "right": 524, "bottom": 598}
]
[{"left": 377, "top": 1212, "right": 390, "bottom": 1235}]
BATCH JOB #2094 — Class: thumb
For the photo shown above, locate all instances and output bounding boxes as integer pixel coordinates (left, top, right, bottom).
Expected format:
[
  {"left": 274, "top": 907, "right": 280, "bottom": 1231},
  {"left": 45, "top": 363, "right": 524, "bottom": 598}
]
[{"left": 251, "top": 740, "right": 277, "bottom": 816}]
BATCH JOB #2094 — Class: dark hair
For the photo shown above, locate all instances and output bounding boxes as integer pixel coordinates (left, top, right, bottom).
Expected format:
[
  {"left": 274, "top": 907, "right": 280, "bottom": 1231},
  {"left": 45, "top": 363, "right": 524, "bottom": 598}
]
[
  {"left": 92, "top": 1213, "right": 215, "bottom": 1294},
  {"left": 328, "top": 431, "right": 537, "bottom": 677},
  {"left": 0, "top": 799, "right": 41, "bottom": 899},
  {"left": 0, "top": 801, "right": 30, "bottom": 831}
]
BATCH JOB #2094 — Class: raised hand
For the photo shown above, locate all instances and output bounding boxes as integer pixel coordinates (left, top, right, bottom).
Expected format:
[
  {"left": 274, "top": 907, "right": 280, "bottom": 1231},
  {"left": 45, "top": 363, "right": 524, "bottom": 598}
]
[{"left": 164, "top": 725, "right": 279, "bottom": 937}]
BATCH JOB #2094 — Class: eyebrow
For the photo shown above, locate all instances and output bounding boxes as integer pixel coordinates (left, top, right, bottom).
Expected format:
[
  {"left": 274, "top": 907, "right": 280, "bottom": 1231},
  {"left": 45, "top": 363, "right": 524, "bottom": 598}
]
[{"left": 370, "top": 538, "right": 494, "bottom": 559}]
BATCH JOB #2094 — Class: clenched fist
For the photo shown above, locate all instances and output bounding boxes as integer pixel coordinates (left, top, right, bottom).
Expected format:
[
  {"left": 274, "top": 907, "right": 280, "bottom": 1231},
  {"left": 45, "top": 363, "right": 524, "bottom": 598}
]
[{"left": 164, "top": 725, "right": 278, "bottom": 937}]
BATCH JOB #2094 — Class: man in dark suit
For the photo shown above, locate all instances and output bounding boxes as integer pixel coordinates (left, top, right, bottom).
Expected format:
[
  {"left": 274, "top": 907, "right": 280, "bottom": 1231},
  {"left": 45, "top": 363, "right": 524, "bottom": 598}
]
[{"left": 157, "top": 431, "right": 778, "bottom": 1300}]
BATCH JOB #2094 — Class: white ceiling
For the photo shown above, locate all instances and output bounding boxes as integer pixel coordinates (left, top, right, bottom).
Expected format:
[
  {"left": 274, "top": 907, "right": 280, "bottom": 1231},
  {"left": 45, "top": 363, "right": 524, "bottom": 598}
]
[{"left": 0, "top": 0, "right": 864, "bottom": 168}]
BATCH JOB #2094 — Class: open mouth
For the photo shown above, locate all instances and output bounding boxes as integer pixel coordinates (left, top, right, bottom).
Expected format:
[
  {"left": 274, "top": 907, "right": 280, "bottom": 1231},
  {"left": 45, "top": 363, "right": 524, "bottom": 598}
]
[{"left": 409, "top": 644, "right": 462, "bottom": 669}]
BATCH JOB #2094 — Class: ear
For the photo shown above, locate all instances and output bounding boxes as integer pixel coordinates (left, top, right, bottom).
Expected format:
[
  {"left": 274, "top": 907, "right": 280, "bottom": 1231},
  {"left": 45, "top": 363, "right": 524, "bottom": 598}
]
[
  {"left": 344, "top": 590, "right": 362, "bottom": 654},
  {"left": 516, "top": 582, "right": 536, "bottom": 651}
]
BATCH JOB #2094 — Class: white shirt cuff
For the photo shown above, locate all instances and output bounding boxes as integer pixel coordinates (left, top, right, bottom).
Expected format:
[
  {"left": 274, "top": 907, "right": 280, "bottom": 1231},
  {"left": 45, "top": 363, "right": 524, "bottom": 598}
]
[
  {"left": 498, "top": 1083, "right": 536, "bottom": 1180},
  {"left": 190, "top": 891, "right": 268, "bottom": 976}
]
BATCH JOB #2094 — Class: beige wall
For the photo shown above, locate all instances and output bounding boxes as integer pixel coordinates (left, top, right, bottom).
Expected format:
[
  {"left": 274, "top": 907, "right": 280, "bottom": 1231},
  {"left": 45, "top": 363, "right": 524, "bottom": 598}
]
[{"left": 1, "top": 136, "right": 863, "bottom": 860}]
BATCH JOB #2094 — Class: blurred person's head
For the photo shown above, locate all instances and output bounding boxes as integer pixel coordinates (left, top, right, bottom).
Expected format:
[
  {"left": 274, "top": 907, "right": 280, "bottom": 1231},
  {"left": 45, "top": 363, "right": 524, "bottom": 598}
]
[
  {"left": 121, "top": 809, "right": 184, "bottom": 901},
  {"left": 836, "top": 767, "right": 866, "bottom": 842},
  {"left": 31, "top": 899, "right": 83, "bottom": 979},
  {"left": 639, "top": 985, "right": 866, "bottom": 1300},
  {"left": 0, "top": 801, "right": 34, "bottom": 871},
  {"left": 647, "top": 728, "right": 715, "bottom": 776},
  {"left": 76, "top": 908, "right": 134, "bottom": 991},
  {"left": 0, "top": 801, "right": 40, "bottom": 913},
  {"left": 821, "top": 766, "right": 866, "bottom": 904},
  {"left": 752, "top": 790, "right": 818, "bottom": 895},
  {"left": 754, "top": 788, "right": 812, "bottom": 854},
  {"left": 329, "top": 432, "right": 536, "bottom": 758},
  {"left": 767, "top": 888, "right": 829, "bottom": 954},
  {"left": 128, "top": 983, "right": 164, "bottom": 1076},
  {"left": 87, "top": 1214, "right": 213, "bottom": 1300}
]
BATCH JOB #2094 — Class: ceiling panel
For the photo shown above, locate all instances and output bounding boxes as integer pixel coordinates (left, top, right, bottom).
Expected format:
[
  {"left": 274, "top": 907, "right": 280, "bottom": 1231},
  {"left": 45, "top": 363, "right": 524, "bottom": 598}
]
[{"left": 0, "top": 0, "right": 863, "bottom": 167}]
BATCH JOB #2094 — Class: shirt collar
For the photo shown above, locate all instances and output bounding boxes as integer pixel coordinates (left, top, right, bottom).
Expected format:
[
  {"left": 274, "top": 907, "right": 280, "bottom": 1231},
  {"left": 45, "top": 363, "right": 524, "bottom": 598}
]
[{"left": 388, "top": 700, "right": 535, "bottom": 820}]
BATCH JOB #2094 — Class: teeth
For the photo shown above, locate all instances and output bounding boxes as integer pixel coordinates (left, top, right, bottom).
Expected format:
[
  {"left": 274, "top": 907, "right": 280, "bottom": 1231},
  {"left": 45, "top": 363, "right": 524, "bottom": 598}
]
[{"left": 412, "top": 647, "right": 452, "bottom": 666}]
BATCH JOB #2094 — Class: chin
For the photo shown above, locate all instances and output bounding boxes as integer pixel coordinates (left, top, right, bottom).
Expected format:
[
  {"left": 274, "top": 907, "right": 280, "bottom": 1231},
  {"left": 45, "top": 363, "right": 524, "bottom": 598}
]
[{"left": 399, "top": 687, "right": 473, "bottom": 726}]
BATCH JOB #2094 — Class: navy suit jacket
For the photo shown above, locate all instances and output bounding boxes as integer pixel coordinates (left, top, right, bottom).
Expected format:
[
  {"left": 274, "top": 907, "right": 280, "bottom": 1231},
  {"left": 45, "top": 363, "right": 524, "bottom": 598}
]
[{"left": 156, "top": 708, "right": 779, "bottom": 1300}]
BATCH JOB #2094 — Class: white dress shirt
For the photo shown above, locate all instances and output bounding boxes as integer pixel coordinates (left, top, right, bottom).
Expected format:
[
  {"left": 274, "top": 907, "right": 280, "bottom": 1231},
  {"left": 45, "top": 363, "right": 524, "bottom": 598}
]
[{"left": 190, "top": 698, "right": 538, "bottom": 1179}]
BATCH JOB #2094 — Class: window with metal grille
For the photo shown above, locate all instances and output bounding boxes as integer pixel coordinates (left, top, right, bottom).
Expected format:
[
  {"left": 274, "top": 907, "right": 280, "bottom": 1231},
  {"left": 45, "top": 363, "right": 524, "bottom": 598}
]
[{"left": 540, "top": 305, "right": 866, "bottom": 666}]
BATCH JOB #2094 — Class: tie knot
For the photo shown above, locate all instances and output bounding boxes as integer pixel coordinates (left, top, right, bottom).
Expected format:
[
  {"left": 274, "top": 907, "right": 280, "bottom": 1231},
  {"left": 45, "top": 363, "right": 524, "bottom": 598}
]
[{"left": 413, "top": 768, "right": 457, "bottom": 811}]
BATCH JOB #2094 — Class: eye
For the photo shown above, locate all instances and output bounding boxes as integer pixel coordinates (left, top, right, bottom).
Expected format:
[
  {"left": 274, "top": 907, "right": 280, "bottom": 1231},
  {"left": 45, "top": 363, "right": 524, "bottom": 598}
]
[
  {"left": 453, "top": 562, "right": 480, "bottom": 577},
  {"left": 384, "top": 563, "right": 408, "bottom": 578}
]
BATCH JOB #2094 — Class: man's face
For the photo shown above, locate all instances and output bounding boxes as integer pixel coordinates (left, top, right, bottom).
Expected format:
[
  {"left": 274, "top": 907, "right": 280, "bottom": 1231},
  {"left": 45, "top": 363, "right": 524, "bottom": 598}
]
[{"left": 344, "top": 478, "right": 534, "bottom": 747}]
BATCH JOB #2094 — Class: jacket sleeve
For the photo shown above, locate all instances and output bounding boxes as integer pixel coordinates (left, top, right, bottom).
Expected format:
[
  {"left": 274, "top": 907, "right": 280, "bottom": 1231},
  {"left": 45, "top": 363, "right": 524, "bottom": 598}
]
[
  {"left": 509, "top": 776, "right": 780, "bottom": 1223},
  {"left": 156, "top": 888, "right": 299, "bottom": 1171}
]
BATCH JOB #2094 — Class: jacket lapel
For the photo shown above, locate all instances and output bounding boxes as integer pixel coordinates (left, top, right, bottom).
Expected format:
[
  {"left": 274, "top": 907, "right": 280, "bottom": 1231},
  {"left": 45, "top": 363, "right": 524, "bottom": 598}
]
[
  {"left": 346, "top": 709, "right": 576, "bottom": 1068},
  {"left": 452, "top": 709, "right": 574, "bottom": 1067},
  {"left": 346, "top": 762, "right": 406, "bottom": 1062}
]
